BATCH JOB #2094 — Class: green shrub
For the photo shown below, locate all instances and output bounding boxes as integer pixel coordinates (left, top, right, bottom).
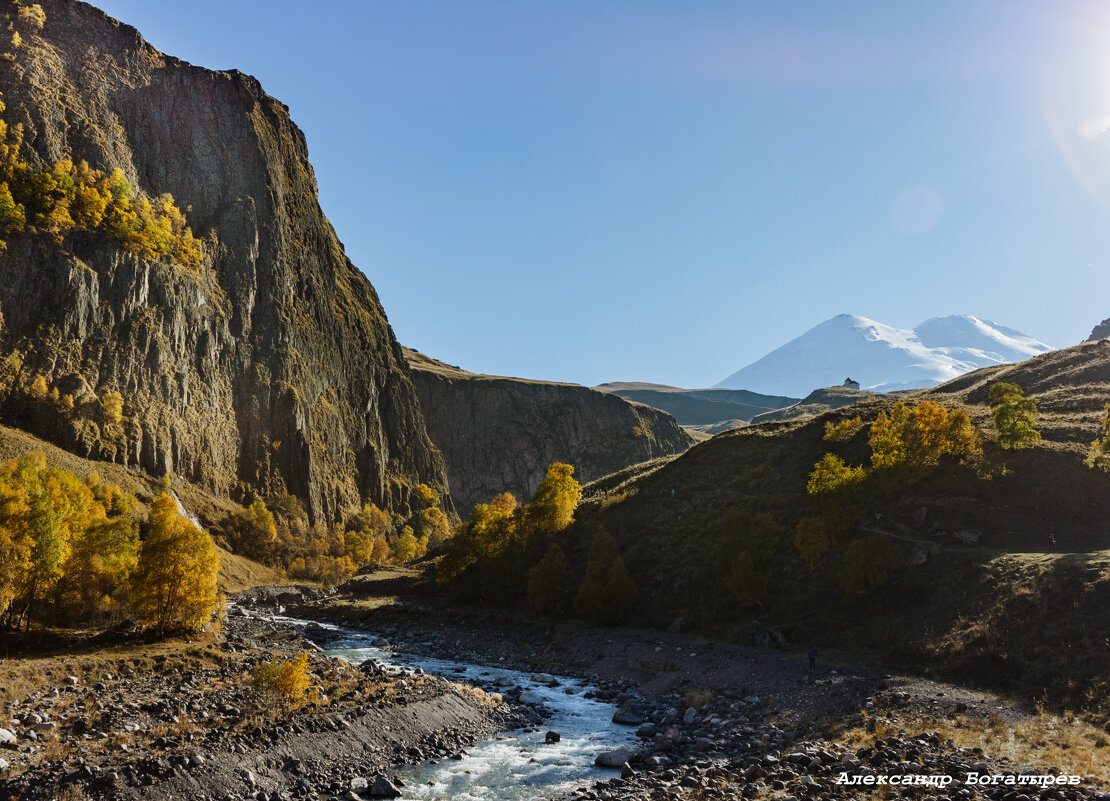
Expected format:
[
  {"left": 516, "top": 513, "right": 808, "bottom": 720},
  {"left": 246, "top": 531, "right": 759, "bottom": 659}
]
[
  {"left": 574, "top": 528, "right": 636, "bottom": 624},
  {"left": 990, "top": 382, "right": 1040, "bottom": 450},
  {"left": 526, "top": 543, "right": 571, "bottom": 615}
]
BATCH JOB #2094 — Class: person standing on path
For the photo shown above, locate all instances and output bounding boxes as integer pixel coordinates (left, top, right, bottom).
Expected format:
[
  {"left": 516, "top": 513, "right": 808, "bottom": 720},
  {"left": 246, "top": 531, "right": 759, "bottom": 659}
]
[{"left": 808, "top": 647, "right": 816, "bottom": 671}]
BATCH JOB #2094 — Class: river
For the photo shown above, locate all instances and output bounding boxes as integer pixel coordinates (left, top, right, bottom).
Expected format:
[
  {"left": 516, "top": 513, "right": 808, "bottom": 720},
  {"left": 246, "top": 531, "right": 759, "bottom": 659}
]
[{"left": 316, "top": 623, "right": 639, "bottom": 800}]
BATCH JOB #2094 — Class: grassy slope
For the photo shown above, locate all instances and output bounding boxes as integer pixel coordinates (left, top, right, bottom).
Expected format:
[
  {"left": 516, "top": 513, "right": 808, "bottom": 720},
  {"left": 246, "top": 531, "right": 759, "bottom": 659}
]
[
  {"left": 0, "top": 422, "right": 283, "bottom": 594},
  {"left": 568, "top": 340, "right": 1110, "bottom": 714}
]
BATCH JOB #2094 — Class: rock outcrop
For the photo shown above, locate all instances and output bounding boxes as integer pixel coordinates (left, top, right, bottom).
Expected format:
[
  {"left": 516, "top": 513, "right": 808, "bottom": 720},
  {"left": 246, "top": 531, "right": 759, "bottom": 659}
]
[
  {"left": 1087, "top": 317, "right": 1110, "bottom": 342},
  {"left": 404, "top": 349, "right": 694, "bottom": 512},
  {"left": 0, "top": 1, "right": 447, "bottom": 521}
]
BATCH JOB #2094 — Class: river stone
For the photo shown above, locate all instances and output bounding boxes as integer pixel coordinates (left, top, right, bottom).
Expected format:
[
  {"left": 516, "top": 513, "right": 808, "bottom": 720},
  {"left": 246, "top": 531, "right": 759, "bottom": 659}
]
[
  {"left": 369, "top": 776, "right": 402, "bottom": 797},
  {"left": 612, "top": 703, "right": 644, "bottom": 725},
  {"left": 0, "top": 757, "right": 8, "bottom": 772},
  {"left": 518, "top": 690, "right": 545, "bottom": 705},
  {"left": 0, "top": 728, "right": 15, "bottom": 745},
  {"left": 595, "top": 747, "right": 635, "bottom": 768},
  {"left": 683, "top": 707, "right": 697, "bottom": 724},
  {"left": 545, "top": 731, "right": 561, "bottom": 744}
]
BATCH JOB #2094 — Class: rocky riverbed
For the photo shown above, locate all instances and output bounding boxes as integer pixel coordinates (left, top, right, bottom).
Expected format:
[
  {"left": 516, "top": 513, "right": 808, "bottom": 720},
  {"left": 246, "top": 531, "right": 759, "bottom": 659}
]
[
  {"left": 0, "top": 588, "right": 534, "bottom": 801},
  {"left": 300, "top": 571, "right": 1110, "bottom": 801}
]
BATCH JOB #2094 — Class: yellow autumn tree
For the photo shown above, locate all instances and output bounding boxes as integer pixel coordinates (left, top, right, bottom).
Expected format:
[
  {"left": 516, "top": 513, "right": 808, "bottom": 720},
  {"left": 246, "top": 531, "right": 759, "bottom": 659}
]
[
  {"left": 0, "top": 454, "right": 138, "bottom": 629},
  {"left": 227, "top": 499, "right": 278, "bottom": 562},
  {"left": 130, "top": 493, "right": 220, "bottom": 632},
  {"left": 1086, "top": 403, "right": 1110, "bottom": 472},
  {"left": 526, "top": 462, "right": 582, "bottom": 534},
  {"left": 989, "top": 382, "right": 1040, "bottom": 450},
  {"left": 410, "top": 483, "right": 451, "bottom": 549},
  {"left": 436, "top": 492, "right": 520, "bottom": 583},
  {"left": 870, "top": 401, "right": 981, "bottom": 475},
  {"left": 806, "top": 453, "right": 867, "bottom": 531},
  {"left": 345, "top": 501, "right": 394, "bottom": 566},
  {"left": 63, "top": 517, "right": 139, "bottom": 617},
  {"left": 391, "top": 525, "right": 419, "bottom": 564},
  {"left": 101, "top": 390, "right": 124, "bottom": 426},
  {"left": 29, "top": 374, "right": 47, "bottom": 400}
]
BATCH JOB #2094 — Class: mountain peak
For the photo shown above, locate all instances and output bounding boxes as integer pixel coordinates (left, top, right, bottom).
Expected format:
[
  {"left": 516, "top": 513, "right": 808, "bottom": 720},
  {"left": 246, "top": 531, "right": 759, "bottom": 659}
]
[{"left": 714, "top": 314, "right": 1052, "bottom": 397}]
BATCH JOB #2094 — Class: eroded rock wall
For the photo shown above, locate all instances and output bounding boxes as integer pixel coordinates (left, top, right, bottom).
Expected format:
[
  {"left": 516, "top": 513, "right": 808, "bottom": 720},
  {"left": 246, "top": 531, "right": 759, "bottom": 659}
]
[
  {"left": 406, "top": 351, "right": 694, "bottom": 512},
  {"left": 0, "top": 1, "right": 447, "bottom": 521}
]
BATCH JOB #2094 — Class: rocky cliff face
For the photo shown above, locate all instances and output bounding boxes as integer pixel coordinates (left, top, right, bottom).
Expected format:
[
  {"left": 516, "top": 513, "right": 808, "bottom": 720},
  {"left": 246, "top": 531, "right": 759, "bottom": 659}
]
[
  {"left": 1087, "top": 318, "right": 1110, "bottom": 342},
  {"left": 404, "top": 349, "right": 695, "bottom": 512},
  {"left": 0, "top": 1, "right": 447, "bottom": 521}
]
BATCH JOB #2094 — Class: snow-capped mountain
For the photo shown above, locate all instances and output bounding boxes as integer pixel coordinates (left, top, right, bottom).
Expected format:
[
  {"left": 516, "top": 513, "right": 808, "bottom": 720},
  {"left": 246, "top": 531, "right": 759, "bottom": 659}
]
[{"left": 714, "top": 314, "right": 1053, "bottom": 397}]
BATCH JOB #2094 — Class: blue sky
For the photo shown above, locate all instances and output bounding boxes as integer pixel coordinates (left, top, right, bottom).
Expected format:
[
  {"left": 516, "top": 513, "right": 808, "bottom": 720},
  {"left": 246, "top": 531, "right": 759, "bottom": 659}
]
[{"left": 95, "top": 1, "right": 1110, "bottom": 387}]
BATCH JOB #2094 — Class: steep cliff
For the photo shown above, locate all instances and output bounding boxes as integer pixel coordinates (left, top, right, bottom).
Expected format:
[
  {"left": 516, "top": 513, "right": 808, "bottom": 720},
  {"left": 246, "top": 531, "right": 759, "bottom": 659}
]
[
  {"left": 0, "top": 1, "right": 447, "bottom": 521},
  {"left": 404, "top": 349, "right": 695, "bottom": 512}
]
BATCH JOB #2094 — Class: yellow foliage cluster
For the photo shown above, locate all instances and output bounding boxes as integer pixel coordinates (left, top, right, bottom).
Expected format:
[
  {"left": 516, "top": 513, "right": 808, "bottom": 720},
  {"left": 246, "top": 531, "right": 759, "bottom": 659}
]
[
  {"left": 434, "top": 463, "right": 602, "bottom": 612},
  {"left": 1086, "top": 403, "right": 1110, "bottom": 472},
  {"left": 0, "top": 453, "right": 144, "bottom": 630},
  {"left": 128, "top": 493, "right": 221, "bottom": 632},
  {"left": 0, "top": 109, "right": 203, "bottom": 267},
  {"left": 250, "top": 651, "right": 314, "bottom": 707},
  {"left": 17, "top": 4, "right": 45, "bottom": 29},
  {"left": 224, "top": 484, "right": 447, "bottom": 587},
  {"left": 795, "top": 401, "right": 982, "bottom": 591},
  {"left": 806, "top": 453, "right": 867, "bottom": 496},
  {"left": 100, "top": 390, "right": 124, "bottom": 426},
  {"left": 869, "top": 400, "right": 981, "bottom": 474},
  {"left": 435, "top": 492, "right": 520, "bottom": 583},
  {"left": 823, "top": 415, "right": 864, "bottom": 443},
  {"left": 231, "top": 507, "right": 357, "bottom": 587}
]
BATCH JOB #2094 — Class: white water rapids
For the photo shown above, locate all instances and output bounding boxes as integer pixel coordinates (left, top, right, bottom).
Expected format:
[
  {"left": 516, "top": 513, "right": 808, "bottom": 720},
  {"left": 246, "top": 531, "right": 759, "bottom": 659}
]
[{"left": 320, "top": 624, "right": 639, "bottom": 800}]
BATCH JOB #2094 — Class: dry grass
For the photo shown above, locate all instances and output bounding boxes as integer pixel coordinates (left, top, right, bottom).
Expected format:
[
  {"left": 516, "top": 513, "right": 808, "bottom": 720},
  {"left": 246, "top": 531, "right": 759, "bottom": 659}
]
[
  {"left": 216, "top": 547, "right": 286, "bottom": 594},
  {"left": 838, "top": 708, "right": 1110, "bottom": 785},
  {"left": 0, "top": 634, "right": 225, "bottom": 705},
  {"left": 453, "top": 682, "right": 503, "bottom": 708},
  {"left": 684, "top": 688, "right": 714, "bottom": 711}
]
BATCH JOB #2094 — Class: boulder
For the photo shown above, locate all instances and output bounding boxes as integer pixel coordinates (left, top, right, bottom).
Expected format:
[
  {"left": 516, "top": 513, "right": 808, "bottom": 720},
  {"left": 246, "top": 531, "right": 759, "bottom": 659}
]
[
  {"left": 0, "top": 728, "right": 15, "bottom": 746},
  {"left": 369, "top": 776, "right": 402, "bottom": 797},
  {"left": 953, "top": 529, "right": 982, "bottom": 544},
  {"left": 544, "top": 731, "right": 561, "bottom": 744},
  {"left": 518, "top": 690, "right": 545, "bottom": 706},
  {"left": 612, "top": 703, "right": 644, "bottom": 726},
  {"left": 595, "top": 747, "right": 635, "bottom": 769}
]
